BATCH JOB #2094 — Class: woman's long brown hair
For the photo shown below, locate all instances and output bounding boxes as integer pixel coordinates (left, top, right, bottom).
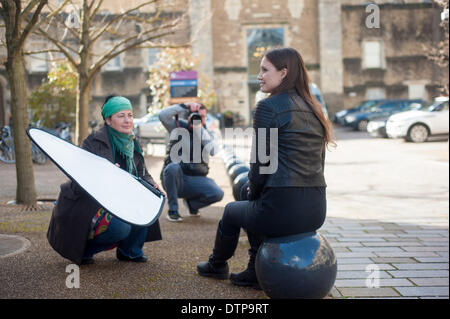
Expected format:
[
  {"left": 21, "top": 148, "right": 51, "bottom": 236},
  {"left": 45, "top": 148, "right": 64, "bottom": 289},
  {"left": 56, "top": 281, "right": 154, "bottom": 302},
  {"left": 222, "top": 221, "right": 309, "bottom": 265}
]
[{"left": 264, "top": 47, "right": 335, "bottom": 148}]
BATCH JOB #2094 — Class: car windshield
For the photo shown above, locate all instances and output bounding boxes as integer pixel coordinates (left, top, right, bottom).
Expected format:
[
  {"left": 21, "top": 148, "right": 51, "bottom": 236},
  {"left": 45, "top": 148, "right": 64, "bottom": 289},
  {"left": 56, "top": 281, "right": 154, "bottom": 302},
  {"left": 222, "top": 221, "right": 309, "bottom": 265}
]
[
  {"left": 138, "top": 112, "right": 159, "bottom": 122},
  {"left": 405, "top": 103, "right": 423, "bottom": 111},
  {"left": 419, "top": 100, "right": 449, "bottom": 112},
  {"left": 360, "top": 100, "right": 384, "bottom": 112}
]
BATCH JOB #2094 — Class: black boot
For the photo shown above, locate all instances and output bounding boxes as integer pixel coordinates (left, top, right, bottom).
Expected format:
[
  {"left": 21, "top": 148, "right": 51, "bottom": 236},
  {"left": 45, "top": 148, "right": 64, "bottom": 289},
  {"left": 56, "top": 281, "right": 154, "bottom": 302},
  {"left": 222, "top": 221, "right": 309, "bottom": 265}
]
[
  {"left": 197, "top": 226, "right": 239, "bottom": 280},
  {"left": 230, "top": 232, "right": 263, "bottom": 290}
]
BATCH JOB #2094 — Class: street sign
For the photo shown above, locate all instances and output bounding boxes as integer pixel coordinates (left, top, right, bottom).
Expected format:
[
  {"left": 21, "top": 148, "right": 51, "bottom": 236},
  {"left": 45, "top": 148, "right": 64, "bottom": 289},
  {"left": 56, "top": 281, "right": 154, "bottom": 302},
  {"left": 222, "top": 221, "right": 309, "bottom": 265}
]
[{"left": 169, "top": 71, "right": 199, "bottom": 104}]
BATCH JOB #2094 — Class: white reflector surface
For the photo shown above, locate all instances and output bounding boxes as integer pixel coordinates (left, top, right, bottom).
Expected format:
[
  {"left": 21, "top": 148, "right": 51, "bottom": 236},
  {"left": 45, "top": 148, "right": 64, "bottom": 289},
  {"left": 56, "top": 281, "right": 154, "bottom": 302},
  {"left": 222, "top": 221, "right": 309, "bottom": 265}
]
[{"left": 28, "top": 128, "right": 164, "bottom": 226}]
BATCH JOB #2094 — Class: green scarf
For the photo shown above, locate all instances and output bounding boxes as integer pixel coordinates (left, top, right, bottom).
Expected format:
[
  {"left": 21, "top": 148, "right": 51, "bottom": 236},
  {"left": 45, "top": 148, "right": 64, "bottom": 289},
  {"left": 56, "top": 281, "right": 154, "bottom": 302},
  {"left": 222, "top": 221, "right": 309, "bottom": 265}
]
[{"left": 106, "top": 125, "right": 143, "bottom": 175}]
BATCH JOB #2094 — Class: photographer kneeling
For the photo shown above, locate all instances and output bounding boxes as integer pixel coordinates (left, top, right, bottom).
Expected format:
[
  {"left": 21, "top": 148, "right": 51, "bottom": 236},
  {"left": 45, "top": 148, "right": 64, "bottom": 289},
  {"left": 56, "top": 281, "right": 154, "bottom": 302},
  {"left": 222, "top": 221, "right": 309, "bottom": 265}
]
[{"left": 159, "top": 102, "right": 224, "bottom": 222}]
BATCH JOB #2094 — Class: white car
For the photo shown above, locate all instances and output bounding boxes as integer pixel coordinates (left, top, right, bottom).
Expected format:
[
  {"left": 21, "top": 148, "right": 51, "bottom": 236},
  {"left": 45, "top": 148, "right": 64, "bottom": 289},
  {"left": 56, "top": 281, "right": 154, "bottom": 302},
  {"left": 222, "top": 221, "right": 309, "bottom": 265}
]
[
  {"left": 134, "top": 111, "right": 220, "bottom": 141},
  {"left": 386, "top": 96, "right": 449, "bottom": 143},
  {"left": 134, "top": 112, "right": 166, "bottom": 140}
]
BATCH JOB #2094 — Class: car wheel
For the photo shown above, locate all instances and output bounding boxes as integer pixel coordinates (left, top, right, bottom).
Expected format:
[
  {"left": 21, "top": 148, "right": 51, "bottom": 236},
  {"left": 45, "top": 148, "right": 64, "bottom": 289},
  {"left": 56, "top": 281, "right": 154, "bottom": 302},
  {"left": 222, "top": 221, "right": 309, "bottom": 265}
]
[
  {"left": 357, "top": 120, "right": 368, "bottom": 132},
  {"left": 407, "top": 124, "right": 429, "bottom": 143}
]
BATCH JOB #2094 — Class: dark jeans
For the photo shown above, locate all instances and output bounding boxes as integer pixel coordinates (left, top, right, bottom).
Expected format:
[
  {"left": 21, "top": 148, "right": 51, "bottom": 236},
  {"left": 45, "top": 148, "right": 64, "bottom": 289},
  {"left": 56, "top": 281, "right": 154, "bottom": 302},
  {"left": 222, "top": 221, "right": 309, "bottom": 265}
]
[
  {"left": 83, "top": 217, "right": 148, "bottom": 259},
  {"left": 220, "top": 186, "right": 327, "bottom": 240},
  {"left": 162, "top": 162, "right": 224, "bottom": 212}
]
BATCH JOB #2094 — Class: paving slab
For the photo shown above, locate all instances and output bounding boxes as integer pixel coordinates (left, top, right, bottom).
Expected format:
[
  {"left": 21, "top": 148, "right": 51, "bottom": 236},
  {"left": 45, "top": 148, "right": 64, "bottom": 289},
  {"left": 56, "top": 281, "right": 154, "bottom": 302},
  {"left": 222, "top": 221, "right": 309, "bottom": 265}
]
[
  {"left": 335, "top": 279, "right": 413, "bottom": 288},
  {"left": 388, "top": 270, "right": 449, "bottom": 278},
  {"left": 395, "top": 287, "right": 449, "bottom": 297},
  {"left": 337, "top": 287, "right": 400, "bottom": 298},
  {"left": 409, "top": 278, "right": 449, "bottom": 286}
]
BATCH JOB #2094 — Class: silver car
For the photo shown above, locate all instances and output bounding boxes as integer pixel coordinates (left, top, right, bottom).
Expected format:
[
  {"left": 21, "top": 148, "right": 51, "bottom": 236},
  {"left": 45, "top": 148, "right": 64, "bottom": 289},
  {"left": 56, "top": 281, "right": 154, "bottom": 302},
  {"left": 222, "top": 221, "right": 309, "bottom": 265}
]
[{"left": 134, "top": 111, "right": 220, "bottom": 141}]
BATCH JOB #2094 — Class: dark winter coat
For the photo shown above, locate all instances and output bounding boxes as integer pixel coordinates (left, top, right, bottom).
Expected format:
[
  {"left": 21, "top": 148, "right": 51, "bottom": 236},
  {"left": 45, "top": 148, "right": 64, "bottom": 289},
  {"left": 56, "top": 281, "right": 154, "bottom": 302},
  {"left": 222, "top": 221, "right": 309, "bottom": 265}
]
[
  {"left": 47, "top": 126, "right": 162, "bottom": 265},
  {"left": 248, "top": 90, "right": 327, "bottom": 200}
]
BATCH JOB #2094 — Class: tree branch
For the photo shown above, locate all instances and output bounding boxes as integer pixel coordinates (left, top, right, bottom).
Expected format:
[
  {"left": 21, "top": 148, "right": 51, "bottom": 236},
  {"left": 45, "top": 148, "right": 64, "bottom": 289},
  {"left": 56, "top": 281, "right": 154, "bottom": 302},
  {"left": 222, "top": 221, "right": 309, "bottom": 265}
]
[
  {"left": 32, "top": 0, "right": 72, "bottom": 32},
  {"left": 90, "top": 0, "right": 105, "bottom": 19},
  {"left": 20, "top": 0, "right": 40, "bottom": 19},
  {"left": 19, "top": 0, "right": 47, "bottom": 46},
  {"left": 88, "top": 25, "right": 179, "bottom": 84},
  {"left": 18, "top": 0, "right": 47, "bottom": 50},
  {"left": 89, "top": 0, "right": 159, "bottom": 44},
  {"left": 24, "top": 48, "right": 65, "bottom": 55},
  {"left": 35, "top": 27, "right": 79, "bottom": 67}
]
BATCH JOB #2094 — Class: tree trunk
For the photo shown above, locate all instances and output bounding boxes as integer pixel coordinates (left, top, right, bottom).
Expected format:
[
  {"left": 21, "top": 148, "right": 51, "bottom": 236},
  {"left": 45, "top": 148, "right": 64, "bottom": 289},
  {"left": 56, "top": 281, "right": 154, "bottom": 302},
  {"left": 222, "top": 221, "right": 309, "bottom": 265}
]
[
  {"left": 75, "top": 74, "right": 90, "bottom": 145},
  {"left": 7, "top": 54, "right": 37, "bottom": 205},
  {"left": 74, "top": 0, "right": 92, "bottom": 146}
]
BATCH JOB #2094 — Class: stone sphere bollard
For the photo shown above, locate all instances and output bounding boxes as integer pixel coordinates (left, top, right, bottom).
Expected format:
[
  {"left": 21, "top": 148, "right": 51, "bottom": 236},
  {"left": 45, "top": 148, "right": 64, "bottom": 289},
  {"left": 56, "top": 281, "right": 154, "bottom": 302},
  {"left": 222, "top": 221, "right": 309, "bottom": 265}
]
[
  {"left": 223, "top": 152, "right": 236, "bottom": 163},
  {"left": 255, "top": 232, "right": 337, "bottom": 299},
  {"left": 232, "top": 172, "right": 249, "bottom": 201},
  {"left": 228, "top": 164, "right": 250, "bottom": 182},
  {"left": 225, "top": 158, "right": 244, "bottom": 171}
]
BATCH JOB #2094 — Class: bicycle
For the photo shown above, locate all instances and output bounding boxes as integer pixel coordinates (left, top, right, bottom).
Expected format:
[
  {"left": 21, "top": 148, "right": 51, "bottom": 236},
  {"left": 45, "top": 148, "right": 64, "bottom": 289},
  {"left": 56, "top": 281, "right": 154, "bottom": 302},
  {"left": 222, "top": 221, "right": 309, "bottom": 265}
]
[
  {"left": 0, "top": 126, "right": 15, "bottom": 164},
  {"left": 0, "top": 125, "right": 47, "bottom": 165}
]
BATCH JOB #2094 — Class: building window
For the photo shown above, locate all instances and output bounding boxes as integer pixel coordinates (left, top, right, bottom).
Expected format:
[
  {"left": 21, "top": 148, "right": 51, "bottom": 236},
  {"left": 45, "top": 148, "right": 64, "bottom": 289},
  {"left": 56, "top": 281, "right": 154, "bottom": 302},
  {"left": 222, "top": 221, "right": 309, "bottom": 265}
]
[
  {"left": 104, "top": 55, "right": 121, "bottom": 71},
  {"left": 29, "top": 52, "right": 48, "bottom": 73},
  {"left": 148, "top": 48, "right": 161, "bottom": 67},
  {"left": 366, "top": 87, "right": 386, "bottom": 100},
  {"left": 407, "top": 82, "right": 427, "bottom": 100},
  {"left": 362, "top": 40, "right": 385, "bottom": 69},
  {"left": 103, "top": 42, "right": 122, "bottom": 71}
]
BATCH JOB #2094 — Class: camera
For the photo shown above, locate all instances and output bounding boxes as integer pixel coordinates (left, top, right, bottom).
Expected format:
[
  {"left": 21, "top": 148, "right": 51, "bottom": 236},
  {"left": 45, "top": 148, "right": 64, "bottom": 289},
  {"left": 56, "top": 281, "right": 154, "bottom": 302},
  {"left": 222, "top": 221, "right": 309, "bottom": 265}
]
[{"left": 188, "top": 112, "right": 202, "bottom": 124}]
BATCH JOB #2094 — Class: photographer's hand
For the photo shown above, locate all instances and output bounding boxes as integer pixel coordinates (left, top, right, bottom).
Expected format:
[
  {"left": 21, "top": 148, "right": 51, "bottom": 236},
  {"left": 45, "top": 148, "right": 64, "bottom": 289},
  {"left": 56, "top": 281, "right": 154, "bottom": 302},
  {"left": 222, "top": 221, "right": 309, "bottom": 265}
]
[{"left": 185, "top": 102, "right": 201, "bottom": 113}]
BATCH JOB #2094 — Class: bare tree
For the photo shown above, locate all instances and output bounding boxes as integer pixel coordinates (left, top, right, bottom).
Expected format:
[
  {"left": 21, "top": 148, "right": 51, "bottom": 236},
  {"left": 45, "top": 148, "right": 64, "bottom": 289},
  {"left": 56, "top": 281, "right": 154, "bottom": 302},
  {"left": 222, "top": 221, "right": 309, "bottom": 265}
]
[
  {"left": 33, "top": 0, "right": 186, "bottom": 145},
  {"left": 0, "top": 0, "right": 48, "bottom": 206}
]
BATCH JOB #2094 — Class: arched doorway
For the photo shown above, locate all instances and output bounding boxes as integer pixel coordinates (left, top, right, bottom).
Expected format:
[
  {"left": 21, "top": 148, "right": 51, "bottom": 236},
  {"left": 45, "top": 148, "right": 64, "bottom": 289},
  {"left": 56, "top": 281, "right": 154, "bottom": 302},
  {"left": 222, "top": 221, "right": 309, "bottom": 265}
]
[{"left": 246, "top": 27, "right": 284, "bottom": 122}]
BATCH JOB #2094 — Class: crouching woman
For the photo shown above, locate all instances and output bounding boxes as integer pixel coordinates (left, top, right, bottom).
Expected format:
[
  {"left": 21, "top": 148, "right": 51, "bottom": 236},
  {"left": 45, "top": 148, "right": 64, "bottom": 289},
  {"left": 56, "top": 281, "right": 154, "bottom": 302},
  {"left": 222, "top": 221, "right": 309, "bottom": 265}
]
[{"left": 47, "top": 96, "right": 162, "bottom": 265}]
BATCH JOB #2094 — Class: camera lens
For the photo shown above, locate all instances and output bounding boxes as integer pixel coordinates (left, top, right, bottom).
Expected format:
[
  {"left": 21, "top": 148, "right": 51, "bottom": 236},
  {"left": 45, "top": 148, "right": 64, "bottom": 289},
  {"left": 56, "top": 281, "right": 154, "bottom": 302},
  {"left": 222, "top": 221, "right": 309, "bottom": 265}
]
[{"left": 189, "top": 112, "right": 202, "bottom": 123}]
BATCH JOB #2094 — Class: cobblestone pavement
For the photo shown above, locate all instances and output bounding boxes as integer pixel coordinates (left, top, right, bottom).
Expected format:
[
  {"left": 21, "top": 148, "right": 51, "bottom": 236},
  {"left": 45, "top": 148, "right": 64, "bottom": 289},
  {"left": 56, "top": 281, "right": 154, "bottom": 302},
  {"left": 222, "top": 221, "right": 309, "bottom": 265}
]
[{"left": 0, "top": 126, "right": 448, "bottom": 299}]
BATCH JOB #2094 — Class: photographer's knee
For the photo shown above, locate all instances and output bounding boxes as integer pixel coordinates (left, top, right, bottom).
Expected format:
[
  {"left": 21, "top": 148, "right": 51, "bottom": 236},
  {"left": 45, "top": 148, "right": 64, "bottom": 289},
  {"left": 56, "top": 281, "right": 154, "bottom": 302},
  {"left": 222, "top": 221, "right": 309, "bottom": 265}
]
[
  {"left": 209, "top": 188, "right": 224, "bottom": 204},
  {"left": 164, "top": 162, "right": 181, "bottom": 177}
]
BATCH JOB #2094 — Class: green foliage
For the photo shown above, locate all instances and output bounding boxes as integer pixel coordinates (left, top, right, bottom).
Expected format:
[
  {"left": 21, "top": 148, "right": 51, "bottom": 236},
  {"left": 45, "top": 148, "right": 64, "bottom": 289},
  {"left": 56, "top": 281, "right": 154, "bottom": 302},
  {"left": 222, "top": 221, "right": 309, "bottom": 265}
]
[
  {"left": 28, "top": 61, "right": 77, "bottom": 128},
  {"left": 147, "top": 47, "right": 217, "bottom": 111}
]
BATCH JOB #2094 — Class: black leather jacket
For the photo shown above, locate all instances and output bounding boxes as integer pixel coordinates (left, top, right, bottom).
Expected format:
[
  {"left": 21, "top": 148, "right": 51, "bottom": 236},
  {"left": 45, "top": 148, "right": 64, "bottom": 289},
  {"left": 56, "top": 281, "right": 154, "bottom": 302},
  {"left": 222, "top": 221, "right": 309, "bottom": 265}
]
[{"left": 248, "top": 90, "right": 326, "bottom": 200}]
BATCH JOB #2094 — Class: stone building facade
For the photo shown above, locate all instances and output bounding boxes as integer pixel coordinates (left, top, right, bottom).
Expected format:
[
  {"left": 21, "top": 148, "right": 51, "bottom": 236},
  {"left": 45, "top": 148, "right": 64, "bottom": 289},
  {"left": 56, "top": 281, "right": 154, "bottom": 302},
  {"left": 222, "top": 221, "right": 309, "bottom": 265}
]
[
  {"left": 341, "top": 1, "right": 448, "bottom": 109},
  {"left": 0, "top": 0, "right": 447, "bottom": 127}
]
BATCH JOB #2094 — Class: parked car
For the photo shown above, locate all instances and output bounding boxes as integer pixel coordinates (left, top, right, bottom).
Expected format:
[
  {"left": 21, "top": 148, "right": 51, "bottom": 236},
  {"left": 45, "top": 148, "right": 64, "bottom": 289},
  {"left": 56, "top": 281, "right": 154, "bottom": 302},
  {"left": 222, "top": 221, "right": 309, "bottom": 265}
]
[
  {"left": 134, "top": 111, "right": 220, "bottom": 141},
  {"left": 310, "top": 83, "right": 328, "bottom": 118},
  {"left": 367, "top": 103, "right": 423, "bottom": 138},
  {"left": 386, "top": 96, "right": 449, "bottom": 143},
  {"left": 333, "top": 99, "right": 386, "bottom": 125},
  {"left": 344, "top": 99, "right": 425, "bottom": 131},
  {"left": 134, "top": 112, "right": 166, "bottom": 141}
]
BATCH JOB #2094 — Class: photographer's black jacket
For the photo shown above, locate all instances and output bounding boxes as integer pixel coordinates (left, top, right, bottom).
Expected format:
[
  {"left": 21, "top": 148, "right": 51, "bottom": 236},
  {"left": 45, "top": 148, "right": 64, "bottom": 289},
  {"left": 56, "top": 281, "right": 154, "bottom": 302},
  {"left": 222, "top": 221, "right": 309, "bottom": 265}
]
[{"left": 159, "top": 104, "right": 217, "bottom": 178}]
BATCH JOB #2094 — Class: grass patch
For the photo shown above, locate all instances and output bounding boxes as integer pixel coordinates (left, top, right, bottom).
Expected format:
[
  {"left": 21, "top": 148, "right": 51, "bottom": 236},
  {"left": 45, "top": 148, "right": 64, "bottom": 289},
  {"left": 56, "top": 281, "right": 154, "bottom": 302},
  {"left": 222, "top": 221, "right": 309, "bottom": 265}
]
[{"left": 0, "top": 210, "right": 51, "bottom": 234}]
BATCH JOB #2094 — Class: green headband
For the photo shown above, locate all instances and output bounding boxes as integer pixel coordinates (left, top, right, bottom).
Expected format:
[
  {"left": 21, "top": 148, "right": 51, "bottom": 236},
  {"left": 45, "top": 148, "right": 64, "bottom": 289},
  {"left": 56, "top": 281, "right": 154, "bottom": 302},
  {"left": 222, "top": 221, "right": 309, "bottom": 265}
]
[{"left": 102, "top": 96, "right": 132, "bottom": 119}]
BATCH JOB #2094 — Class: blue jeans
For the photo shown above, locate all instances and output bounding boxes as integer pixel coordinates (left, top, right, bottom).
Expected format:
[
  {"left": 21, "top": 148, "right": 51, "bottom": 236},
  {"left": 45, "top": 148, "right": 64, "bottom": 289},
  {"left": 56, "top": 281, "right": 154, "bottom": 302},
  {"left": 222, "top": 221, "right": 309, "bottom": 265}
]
[
  {"left": 162, "top": 162, "right": 224, "bottom": 212},
  {"left": 83, "top": 216, "right": 148, "bottom": 259}
]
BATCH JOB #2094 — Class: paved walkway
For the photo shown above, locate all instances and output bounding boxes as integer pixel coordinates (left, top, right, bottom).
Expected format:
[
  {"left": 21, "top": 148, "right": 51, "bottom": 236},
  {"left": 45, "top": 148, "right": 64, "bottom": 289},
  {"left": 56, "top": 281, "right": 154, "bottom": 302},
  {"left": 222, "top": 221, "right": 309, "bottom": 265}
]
[{"left": 0, "top": 127, "right": 448, "bottom": 299}]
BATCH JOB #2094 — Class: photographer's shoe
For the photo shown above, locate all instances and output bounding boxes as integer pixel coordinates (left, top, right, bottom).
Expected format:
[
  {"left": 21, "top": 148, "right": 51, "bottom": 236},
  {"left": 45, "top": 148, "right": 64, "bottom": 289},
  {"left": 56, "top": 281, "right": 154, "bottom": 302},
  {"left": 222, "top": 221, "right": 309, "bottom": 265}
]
[
  {"left": 183, "top": 198, "right": 199, "bottom": 216},
  {"left": 167, "top": 210, "right": 183, "bottom": 222}
]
